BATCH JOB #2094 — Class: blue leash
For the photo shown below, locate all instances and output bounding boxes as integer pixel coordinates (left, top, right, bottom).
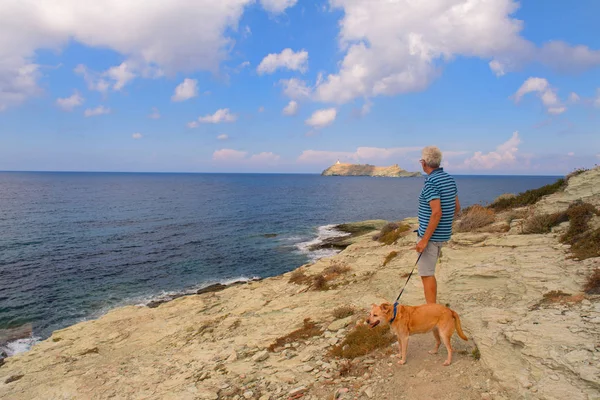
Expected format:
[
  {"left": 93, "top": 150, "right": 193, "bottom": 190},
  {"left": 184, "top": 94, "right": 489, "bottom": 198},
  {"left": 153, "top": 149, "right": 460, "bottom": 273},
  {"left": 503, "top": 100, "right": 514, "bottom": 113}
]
[{"left": 390, "top": 252, "right": 422, "bottom": 323}]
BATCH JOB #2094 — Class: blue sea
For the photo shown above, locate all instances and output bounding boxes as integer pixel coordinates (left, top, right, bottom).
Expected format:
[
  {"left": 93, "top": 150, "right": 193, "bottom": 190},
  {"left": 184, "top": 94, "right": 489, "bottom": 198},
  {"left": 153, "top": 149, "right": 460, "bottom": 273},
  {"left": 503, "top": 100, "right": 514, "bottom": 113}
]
[{"left": 0, "top": 172, "right": 559, "bottom": 354}]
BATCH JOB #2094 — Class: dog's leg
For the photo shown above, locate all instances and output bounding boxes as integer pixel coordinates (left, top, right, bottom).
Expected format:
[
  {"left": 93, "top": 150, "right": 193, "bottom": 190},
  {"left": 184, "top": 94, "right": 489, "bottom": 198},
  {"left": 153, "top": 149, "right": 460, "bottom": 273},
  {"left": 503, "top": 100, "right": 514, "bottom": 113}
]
[
  {"left": 441, "top": 333, "right": 453, "bottom": 366},
  {"left": 429, "top": 327, "right": 441, "bottom": 355},
  {"left": 398, "top": 336, "right": 409, "bottom": 365}
]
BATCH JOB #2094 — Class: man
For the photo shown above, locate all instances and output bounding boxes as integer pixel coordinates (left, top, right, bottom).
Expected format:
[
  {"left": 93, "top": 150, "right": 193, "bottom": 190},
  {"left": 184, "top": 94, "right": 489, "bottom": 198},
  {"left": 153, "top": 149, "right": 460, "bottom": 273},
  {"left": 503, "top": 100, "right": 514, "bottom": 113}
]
[{"left": 415, "top": 146, "right": 460, "bottom": 304}]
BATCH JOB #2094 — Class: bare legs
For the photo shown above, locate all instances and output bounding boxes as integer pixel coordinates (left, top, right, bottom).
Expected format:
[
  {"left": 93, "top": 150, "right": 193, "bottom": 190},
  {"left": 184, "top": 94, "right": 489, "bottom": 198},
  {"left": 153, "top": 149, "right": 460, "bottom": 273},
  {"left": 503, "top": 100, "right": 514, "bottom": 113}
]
[{"left": 421, "top": 275, "right": 437, "bottom": 304}]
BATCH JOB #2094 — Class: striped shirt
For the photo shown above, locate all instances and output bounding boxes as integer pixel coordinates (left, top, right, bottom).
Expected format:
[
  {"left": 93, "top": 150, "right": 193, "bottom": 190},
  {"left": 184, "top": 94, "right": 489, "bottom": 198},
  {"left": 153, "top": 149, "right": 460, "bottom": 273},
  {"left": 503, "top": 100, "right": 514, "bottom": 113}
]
[{"left": 417, "top": 168, "right": 457, "bottom": 242}]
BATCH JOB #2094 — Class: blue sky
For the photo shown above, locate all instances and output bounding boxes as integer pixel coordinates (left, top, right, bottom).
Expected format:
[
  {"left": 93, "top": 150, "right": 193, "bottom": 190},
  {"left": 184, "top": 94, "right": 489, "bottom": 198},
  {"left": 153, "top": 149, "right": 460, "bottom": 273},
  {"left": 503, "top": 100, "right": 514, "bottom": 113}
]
[{"left": 0, "top": 0, "right": 599, "bottom": 175}]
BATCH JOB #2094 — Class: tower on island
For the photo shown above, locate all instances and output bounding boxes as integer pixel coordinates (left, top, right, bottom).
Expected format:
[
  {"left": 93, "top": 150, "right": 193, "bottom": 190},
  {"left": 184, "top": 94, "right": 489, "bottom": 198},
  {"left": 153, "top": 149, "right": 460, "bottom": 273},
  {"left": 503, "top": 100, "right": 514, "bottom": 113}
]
[{"left": 336, "top": 159, "right": 341, "bottom": 165}]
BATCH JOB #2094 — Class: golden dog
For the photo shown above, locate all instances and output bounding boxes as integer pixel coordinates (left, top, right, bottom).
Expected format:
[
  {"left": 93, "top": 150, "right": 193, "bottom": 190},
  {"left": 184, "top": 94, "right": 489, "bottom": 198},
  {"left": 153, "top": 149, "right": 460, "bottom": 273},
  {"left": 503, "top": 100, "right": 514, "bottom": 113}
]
[{"left": 367, "top": 302, "right": 468, "bottom": 366}]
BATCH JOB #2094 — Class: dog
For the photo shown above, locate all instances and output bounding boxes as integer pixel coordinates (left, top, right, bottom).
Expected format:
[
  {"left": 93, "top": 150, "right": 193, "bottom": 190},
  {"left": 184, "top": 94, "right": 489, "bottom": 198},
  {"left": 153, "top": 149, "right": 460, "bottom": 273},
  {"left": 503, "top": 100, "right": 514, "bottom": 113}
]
[{"left": 367, "top": 302, "right": 468, "bottom": 366}]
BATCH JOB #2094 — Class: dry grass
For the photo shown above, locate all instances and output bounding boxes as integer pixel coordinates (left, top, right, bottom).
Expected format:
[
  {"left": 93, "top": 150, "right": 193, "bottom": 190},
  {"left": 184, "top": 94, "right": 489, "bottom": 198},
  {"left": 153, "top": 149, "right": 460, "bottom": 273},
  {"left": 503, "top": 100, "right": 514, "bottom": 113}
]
[
  {"left": 382, "top": 251, "right": 399, "bottom": 266},
  {"left": 584, "top": 268, "right": 600, "bottom": 295},
  {"left": 372, "top": 222, "right": 399, "bottom": 241},
  {"left": 268, "top": 318, "right": 322, "bottom": 352},
  {"left": 312, "top": 274, "right": 329, "bottom": 291},
  {"left": 530, "top": 290, "right": 584, "bottom": 310},
  {"left": 454, "top": 205, "right": 496, "bottom": 232},
  {"left": 522, "top": 212, "right": 569, "bottom": 234},
  {"left": 333, "top": 305, "right": 355, "bottom": 320},
  {"left": 288, "top": 269, "right": 311, "bottom": 285},
  {"left": 323, "top": 261, "right": 351, "bottom": 278},
  {"left": 490, "top": 179, "right": 565, "bottom": 211},
  {"left": 329, "top": 324, "right": 396, "bottom": 359},
  {"left": 505, "top": 209, "right": 528, "bottom": 224},
  {"left": 566, "top": 167, "right": 589, "bottom": 182}
]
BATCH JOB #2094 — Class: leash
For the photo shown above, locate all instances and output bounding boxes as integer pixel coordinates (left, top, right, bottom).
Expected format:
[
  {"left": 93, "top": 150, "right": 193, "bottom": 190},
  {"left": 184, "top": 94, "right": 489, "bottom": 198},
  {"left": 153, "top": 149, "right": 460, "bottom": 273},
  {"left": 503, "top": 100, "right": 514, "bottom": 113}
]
[{"left": 390, "top": 252, "right": 423, "bottom": 323}]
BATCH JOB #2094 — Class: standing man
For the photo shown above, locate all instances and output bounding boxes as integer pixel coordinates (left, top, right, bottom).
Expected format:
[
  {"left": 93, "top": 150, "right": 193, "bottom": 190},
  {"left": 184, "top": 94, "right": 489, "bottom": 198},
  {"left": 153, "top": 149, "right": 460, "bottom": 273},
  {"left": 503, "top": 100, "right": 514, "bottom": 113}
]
[{"left": 415, "top": 146, "right": 460, "bottom": 304}]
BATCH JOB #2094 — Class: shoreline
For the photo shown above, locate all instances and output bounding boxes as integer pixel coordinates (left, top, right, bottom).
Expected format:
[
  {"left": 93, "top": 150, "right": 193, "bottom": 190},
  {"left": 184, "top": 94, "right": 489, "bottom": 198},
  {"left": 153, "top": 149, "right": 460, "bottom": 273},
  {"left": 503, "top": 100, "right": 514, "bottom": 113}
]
[{"left": 1, "top": 168, "right": 599, "bottom": 399}]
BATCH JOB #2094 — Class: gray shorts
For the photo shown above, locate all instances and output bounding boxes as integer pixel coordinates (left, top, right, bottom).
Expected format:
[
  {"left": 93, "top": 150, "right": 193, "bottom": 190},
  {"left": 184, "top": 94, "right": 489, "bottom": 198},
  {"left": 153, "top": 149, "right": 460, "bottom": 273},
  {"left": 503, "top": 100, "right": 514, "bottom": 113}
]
[{"left": 416, "top": 238, "right": 444, "bottom": 276}]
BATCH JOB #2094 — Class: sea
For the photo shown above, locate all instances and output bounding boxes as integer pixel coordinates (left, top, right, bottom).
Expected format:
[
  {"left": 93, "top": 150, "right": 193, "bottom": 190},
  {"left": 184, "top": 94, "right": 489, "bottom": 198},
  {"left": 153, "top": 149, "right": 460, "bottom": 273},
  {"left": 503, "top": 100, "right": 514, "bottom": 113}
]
[{"left": 0, "top": 172, "right": 560, "bottom": 355}]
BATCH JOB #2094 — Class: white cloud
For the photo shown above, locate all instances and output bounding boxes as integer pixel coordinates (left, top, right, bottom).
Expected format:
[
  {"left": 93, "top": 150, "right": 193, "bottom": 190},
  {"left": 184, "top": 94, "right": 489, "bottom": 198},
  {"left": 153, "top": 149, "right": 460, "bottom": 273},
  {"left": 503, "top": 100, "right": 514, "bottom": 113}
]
[
  {"left": 514, "top": 77, "right": 566, "bottom": 115},
  {"left": 213, "top": 149, "right": 248, "bottom": 161},
  {"left": 258, "top": 106, "right": 265, "bottom": 113},
  {"left": 568, "top": 92, "right": 580, "bottom": 103},
  {"left": 198, "top": 108, "right": 237, "bottom": 123},
  {"left": 305, "top": 108, "right": 337, "bottom": 129},
  {"left": 298, "top": 146, "right": 421, "bottom": 164},
  {"left": 313, "top": 0, "right": 600, "bottom": 104},
  {"left": 239, "top": 61, "right": 251, "bottom": 69},
  {"left": 132, "top": 133, "right": 143, "bottom": 139},
  {"left": 74, "top": 64, "right": 110, "bottom": 94},
  {"left": 260, "top": 0, "right": 297, "bottom": 14},
  {"left": 217, "top": 134, "right": 229, "bottom": 140},
  {"left": 280, "top": 78, "right": 312, "bottom": 100},
  {"left": 0, "top": 0, "right": 252, "bottom": 109},
  {"left": 213, "top": 149, "right": 281, "bottom": 165},
  {"left": 84, "top": 105, "right": 111, "bottom": 117},
  {"left": 283, "top": 100, "right": 298, "bottom": 116},
  {"left": 249, "top": 152, "right": 280, "bottom": 163},
  {"left": 148, "top": 107, "right": 161, "bottom": 119},
  {"left": 187, "top": 121, "right": 199, "bottom": 128},
  {"left": 462, "top": 131, "right": 522, "bottom": 170},
  {"left": 354, "top": 100, "right": 372, "bottom": 117},
  {"left": 172, "top": 78, "right": 198, "bottom": 102},
  {"left": 567, "top": 152, "right": 574, "bottom": 156},
  {"left": 56, "top": 91, "right": 84, "bottom": 111},
  {"left": 257, "top": 48, "right": 308, "bottom": 75}
]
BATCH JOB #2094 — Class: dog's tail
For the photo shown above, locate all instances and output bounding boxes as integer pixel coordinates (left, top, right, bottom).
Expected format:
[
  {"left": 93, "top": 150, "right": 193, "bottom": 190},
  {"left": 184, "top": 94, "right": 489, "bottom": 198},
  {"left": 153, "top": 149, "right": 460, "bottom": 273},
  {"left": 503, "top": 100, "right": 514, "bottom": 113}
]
[{"left": 451, "top": 310, "right": 468, "bottom": 341}]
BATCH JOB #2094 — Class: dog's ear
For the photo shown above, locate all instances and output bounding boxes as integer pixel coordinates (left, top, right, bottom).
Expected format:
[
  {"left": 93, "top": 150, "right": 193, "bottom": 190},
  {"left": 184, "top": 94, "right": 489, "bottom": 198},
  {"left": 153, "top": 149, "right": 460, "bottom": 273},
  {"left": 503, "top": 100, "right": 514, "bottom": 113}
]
[{"left": 380, "top": 302, "right": 392, "bottom": 312}]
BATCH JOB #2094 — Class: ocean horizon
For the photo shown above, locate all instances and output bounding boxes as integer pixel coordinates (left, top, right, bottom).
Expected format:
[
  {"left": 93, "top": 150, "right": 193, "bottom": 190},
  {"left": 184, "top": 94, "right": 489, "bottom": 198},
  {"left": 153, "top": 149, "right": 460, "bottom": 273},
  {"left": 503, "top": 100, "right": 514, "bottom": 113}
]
[{"left": 0, "top": 172, "right": 561, "bottom": 355}]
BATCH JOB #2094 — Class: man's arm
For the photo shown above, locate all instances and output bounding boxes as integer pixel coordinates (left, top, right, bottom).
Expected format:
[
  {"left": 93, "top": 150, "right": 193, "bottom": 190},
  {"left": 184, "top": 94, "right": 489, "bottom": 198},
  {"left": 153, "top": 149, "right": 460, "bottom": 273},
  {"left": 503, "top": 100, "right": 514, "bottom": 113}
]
[
  {"left": 416, "top": 199, "right": 442, "bottom": 253},
  {"left": 454, "top": 195, "right": 461, "bottom": 217}
]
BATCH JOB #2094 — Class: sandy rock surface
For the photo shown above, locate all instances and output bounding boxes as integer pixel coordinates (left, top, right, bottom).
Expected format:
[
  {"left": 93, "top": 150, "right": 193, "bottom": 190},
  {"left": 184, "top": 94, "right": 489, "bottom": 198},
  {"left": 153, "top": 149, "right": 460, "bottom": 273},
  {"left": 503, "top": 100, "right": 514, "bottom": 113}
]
[{"left": 1, "top": 168, "right": 599, "bottom": 400}]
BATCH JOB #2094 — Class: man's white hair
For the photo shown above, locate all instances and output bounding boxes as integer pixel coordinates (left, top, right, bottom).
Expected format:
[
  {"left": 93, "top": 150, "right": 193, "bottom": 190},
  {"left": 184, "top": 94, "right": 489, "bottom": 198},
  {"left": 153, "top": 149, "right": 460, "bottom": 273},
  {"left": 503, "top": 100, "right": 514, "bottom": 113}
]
[{"left": 422, "top": 146, "right": 442, "bottom": 168}]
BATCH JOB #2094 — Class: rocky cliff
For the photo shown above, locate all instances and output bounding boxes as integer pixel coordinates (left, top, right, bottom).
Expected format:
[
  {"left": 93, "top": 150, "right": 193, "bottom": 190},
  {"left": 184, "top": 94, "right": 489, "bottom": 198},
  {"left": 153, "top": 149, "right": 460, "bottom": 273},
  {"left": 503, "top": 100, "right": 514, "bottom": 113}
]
[
  {"left": 321, "top": 162, "right": 421, "bottom": 177},
  {"left": 1, "top": 168, "right": 599, "bottom": 400}
]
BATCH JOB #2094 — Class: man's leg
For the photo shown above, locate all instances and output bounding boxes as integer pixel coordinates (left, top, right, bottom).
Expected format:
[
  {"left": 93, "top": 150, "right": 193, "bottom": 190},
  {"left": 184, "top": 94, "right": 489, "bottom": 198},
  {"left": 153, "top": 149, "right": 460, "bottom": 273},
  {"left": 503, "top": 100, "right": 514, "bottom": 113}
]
[{"left": 421, "top": 275, "right": 437, "bottom": 304}]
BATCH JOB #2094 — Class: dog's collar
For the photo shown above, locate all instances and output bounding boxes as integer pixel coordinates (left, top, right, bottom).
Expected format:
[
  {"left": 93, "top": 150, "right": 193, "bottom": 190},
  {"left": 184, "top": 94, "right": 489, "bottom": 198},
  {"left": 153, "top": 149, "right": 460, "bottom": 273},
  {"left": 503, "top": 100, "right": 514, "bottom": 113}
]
[{"left": 389, "top": 302, "right": 399, "bottom": 323}]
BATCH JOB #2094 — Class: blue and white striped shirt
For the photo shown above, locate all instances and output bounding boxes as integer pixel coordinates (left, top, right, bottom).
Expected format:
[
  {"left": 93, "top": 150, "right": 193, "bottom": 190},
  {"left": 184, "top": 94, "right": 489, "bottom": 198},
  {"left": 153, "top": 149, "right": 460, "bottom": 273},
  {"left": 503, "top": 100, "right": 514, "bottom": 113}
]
[{"left": 417, "top": 168, "right": 457, "bottom": 242}]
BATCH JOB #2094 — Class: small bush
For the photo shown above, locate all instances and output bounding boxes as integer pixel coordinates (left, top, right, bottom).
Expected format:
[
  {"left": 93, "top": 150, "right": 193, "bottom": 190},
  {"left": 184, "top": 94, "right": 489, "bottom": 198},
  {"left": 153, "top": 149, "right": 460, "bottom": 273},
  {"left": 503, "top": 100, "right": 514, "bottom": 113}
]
[
  {"left": 382, "top": 251, "right": 399, "bottom": 266},
  {"left": 333, "top": 306, "right": 355, "bottom": 320},
  {"left": 560, "top": 202, "right": 600, "bottom": 245},
  {"left": 268, "top": 318, "right": 322, "bottom": 352},
  {"left": 490, "top": 179, "right": 565, "bottom": 211},
  {"left": 372, "top": 222, "right": 399, "bottom": 241},
  {"left": 569, "top": 228, "right": 600, "bottom": 260},
  {"left": 329, "top": 324, "right": 396, "bottom": 359},
  {"left": 471, "top": 346, "right": 481, "bottom": 360},
  {"left": 377, "top": 224, "right": 411, "bottom": 245},
  {"left": 312, "top": 274, "right": 329, "bottom": 291},
  {"left": 289, "top": 269, "right": 311, "bottom": 285},
  {"left": 323, "top": 261, "right": 351, "bottom": 278},
  {"left": 455, "top": 205, "right": 496, "bottom": 232},
  {"left": 584, "top": 268, "right": 600, "bottom": 295},
  {"left": 522, "top": 212, "right": 568, "bottom": 234},
  {"left": 338, "top": 360, "right": 353, "bottom": 377},
  {"left": 505, "top": 209, "right": 528, "bottom": 224}
]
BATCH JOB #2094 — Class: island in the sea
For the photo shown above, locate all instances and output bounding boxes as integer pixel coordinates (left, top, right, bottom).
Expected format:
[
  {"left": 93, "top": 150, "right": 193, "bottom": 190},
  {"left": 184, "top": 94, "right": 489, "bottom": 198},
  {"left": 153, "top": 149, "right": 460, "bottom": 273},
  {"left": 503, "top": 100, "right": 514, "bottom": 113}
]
[{"left": 321, "top": 161, "right": 421, "bottom": 177}]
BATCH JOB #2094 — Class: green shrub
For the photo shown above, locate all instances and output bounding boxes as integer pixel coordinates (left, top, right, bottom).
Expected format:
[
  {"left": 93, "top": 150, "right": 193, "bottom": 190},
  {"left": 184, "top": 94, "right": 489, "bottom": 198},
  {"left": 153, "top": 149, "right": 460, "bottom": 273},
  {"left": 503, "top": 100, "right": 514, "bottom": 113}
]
[
  {"left": 382, "top": 251, "right": 399, "bottom": 266},
  {"left": 490, "top": 179, "right": 565, "bottom": 211}
]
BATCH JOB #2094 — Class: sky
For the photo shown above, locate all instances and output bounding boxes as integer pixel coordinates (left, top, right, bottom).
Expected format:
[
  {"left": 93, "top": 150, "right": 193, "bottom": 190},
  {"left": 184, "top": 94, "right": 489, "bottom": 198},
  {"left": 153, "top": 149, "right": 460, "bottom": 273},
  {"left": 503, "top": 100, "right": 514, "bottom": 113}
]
[{"left": 0, "top": 0, "right": 599, "bottom": 175}]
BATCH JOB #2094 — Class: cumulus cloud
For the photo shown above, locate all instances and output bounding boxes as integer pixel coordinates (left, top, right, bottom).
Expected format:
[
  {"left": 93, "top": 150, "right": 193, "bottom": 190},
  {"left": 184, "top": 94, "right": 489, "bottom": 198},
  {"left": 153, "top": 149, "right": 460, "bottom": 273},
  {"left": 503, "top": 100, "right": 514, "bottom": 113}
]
[
  {"left": 132, "top": 133, "right": 143, "bottom": 139},
  {"left": 280, "top": 78, "right": 312, "bottom": 100},
  {"left": 172, "top": 78, "right": 198, "bottom": 102},
  {"left": 0, "top": 0, "right": 252, "bottom": 109},
  {"left": 56, "top": 91, "right": 84, "bottom": 111},
  {"left": 249, "top": 152, "right": 280, "bottom": 163},
  {"left": 260, "top": 0, "right": 297, "bottom": 14},
  {"left": 148, "top": 107, "right": 161, "bottom": 119},
  {"left": 297, "top": 146, "right": 421, "bottom": 164},
  {"left": 84, "top": 105, "right": 111, "bottom": 117},
  {"left": 213, "top": 149, "right": 248, "bottom": 161},
  {"left": 257, "top": 48, "right": 308, "bottom": 75},
  {"left": 305, "top": 108, "right": 336, "bottom": 129},
  {"left": 283, "top": 100, "right": 298, "bottom": 116},
  {"left": 568, "top": 92, "right": 580, "bottom": 103},
  {"left": 462, "top": 131, "right": 522, "bottom": 170},
  {"left": 313, "top": 0, "right": 600, "bottom": 104},
  {"left": 217, "top": 134, "right": 229, "bottom": 140},
  {"left": 198, "top": 108, "right": 237, "bottom": 123},
  {"left": 514, "top": 77, "right": 566, "bottom": 115}
]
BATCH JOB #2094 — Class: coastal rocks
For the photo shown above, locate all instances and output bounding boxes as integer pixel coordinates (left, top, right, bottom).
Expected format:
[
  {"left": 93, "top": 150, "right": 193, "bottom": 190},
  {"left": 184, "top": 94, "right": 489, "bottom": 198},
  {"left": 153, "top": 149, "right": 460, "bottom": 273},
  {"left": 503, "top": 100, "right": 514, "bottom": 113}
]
[
  {"left": 1, "top": 170, "right": 599, "bottom": 400},
  {"left": 535, "top": 167, "right": 600, "bottom": 214},
  {"left": 321, "top": 162, "right": 421, "bottom": 178}
]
